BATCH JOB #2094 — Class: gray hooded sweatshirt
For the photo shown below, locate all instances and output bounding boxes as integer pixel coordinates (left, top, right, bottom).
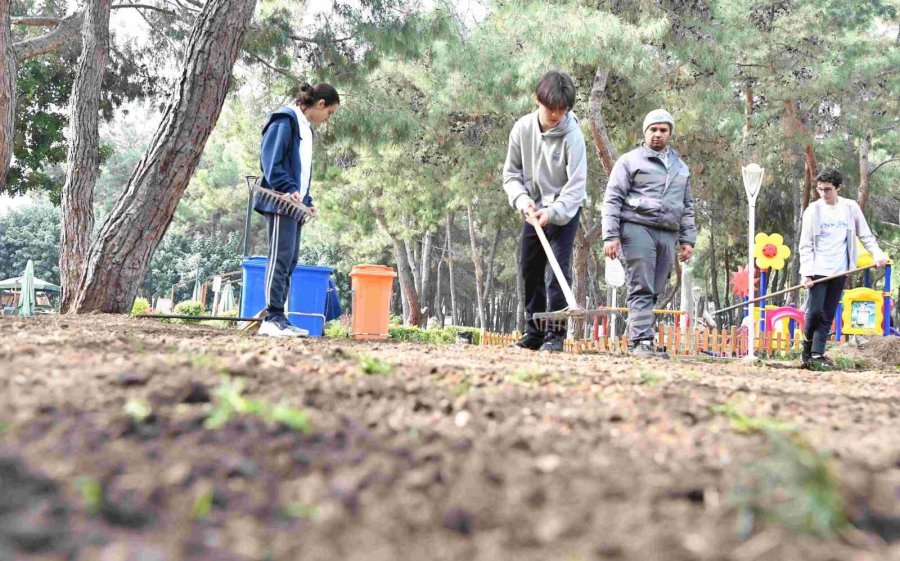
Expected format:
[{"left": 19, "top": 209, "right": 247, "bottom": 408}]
[{"left": 502, "top": 111, "right": 587, "bottom": 226}]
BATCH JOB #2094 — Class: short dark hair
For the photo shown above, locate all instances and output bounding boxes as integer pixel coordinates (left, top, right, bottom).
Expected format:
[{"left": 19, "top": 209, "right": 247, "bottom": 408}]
[
  {"left": 294, "top": 82, "right": 340, "bottom": 108},
  {"left": 535, "top": 71, "right": 576, "bottom": 111},
  {"left": 815, "top": 168, "right": 842, "bottom": 188}
]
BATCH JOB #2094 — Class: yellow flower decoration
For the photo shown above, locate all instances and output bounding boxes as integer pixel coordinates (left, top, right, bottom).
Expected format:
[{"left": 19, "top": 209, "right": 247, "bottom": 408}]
[
  {"left": 856, "top": 240, "right": 873, "bottom": 268},
  {"left": 754, "top": 232, "right": 791, "bottom": 270}
]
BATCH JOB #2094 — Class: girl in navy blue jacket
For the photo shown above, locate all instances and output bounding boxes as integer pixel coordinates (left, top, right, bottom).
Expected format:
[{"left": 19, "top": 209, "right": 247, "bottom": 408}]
[{"left": 257, "top": 82, "right": 340, "bottom": 337}]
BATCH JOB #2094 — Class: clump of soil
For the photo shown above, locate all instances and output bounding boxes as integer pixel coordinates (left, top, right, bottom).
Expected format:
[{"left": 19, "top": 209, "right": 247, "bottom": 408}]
[{"left": 837, "top": 335, "right": 900, "bottom": 369}]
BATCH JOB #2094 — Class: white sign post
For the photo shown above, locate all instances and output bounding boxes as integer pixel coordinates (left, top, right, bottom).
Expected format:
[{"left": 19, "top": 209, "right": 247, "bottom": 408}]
[
  {"left": 605, "top": 257, "right": 626, "bottom": 342},
  {"left": 741, "top": 163, "right": 765, "bottom": 360}
]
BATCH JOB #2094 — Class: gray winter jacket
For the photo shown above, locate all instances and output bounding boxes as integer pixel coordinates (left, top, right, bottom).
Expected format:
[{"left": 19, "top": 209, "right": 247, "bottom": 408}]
[
  {"left": 601, "top": 144, "right": 696, "bottom": 246},
  {"left": 502, "top": 111, "right": 587, "bottom": 226},
  {"left": 798, "top": 196, "right": 887, "bottom": 278}
]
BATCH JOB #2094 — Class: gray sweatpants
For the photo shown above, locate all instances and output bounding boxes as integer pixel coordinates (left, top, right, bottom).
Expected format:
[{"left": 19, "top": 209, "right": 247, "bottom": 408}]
[{"left": 620, "top": 221, "right": 676, "bottom": 343}]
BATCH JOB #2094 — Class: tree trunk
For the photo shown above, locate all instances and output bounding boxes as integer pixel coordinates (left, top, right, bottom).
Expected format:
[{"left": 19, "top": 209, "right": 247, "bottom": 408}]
[
  {"left": 434, "top": 235, "right": 444, "bottom": 326},
  {"left": 0, "top": 5, "right": 16, "bottom": 188},
  {"left": 2, "top": 11, "right": 85, "bottom": 188},
  {"left": 571, "top": 228, "right": 589, "bottom": 339},
  {"left": 514, "top": 234, "right": 525, "bottom": 333},
  {"left": 466, "top": 202, "right": 487, "bottom": 330},
  {"left": 60, "top": 0, "right": 110, "bottom": 312},
  {"left": 405, "top": 238, "right": 420, "bottom": 296},
  {"left": 419, "top": 229, "right": 432, "bottom": 318},
  {"left": 858, "top": 131, "right": 872, "bottom": 211},
  {"left": 393, "top": 236, "right": 421, "bottom": 326},
  {"left": 445, "top": 212, "right": 457, "bottom": 326},
  {"left": 483, "top": 228, "right": 500, "bottom": 303},
  {"left": 707, "top": 214, "right": 722, "bottom": 312},
  {"left": 68, "top": 0, "right": 258, "bottom": 312}
]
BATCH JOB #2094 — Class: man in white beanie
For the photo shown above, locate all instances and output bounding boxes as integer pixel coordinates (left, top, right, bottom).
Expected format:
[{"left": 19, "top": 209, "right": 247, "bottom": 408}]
[{"left": 601, "top": 109, "right": 696, "bottom": 358}]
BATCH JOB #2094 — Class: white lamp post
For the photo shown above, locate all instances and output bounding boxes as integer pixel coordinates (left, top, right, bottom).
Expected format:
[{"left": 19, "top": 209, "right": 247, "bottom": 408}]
[{"left": 741, "top": 163, "right": 764, "bottom": 360}]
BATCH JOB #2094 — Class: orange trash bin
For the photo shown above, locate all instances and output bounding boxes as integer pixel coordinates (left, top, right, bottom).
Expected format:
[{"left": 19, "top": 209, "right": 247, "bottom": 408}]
[{"left": 349, "top": 265, "right": 397, "bottom": 340}]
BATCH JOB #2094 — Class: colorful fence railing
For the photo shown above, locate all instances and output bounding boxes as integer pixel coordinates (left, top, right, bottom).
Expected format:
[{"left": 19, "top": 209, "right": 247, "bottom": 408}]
[{"left": 482, "top": 327, "right": 834, "bottom": 357}]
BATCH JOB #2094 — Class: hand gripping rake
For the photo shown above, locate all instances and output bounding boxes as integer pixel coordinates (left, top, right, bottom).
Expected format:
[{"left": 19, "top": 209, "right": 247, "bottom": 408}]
[
  {"left": 526, "top": 210, "right": 614, "bottom": 331},
  {"left": 248, "top": 177, "right": 316, "bottom": 225}
]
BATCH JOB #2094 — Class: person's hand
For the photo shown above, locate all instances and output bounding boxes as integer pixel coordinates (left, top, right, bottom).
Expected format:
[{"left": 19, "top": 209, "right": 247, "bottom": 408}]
[
  {"left": 307, "top": 205, "right": 317, "bottom": 216},
  {"left": 515, "top": 196, "right": 536, "bottom": 216},
  {"left": 604, "top": 239, "right": 620, "bottom": 259},
  {"left": 803, "top": 277, "right": 815, "bottom": 289},
  {"left": 532, "top": 208, "right": 550, "bottom": 228},
  {"left": 289, "top": 191, "right": 303, "bottom": 204},
  {"left": 875, "top": 257, "right": 889, "bottom": 268},
  {"left": 679, "top": 244, "right": 693, "bottom": 262}
]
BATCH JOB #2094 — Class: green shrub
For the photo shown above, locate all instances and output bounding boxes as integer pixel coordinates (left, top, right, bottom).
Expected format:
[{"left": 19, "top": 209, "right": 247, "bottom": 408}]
[
  {"left": 130, "top": 297, "right": 151, "bottom": 317},
  {"left": 389, "top": 314, "right": 403, "bottom": 326},
  {"left": 324, "top": 320, "right": 351, "bottom": 338},
  {"left": 388, "top": 325, "right": 481, "bottom": 345},
  {"left": 173, "top": 300, "right": 205, "bottom": 324},
  {"left": 201, "top": 309, "right": 238, "bottom": 329}
]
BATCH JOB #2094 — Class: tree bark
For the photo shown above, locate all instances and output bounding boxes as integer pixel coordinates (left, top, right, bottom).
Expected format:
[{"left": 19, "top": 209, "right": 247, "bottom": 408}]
[
  {"left": 0, "top": 4, "right": 15, "bottom": 188},
  {"left": 60, "top": 0, "right": 111, "bottom": 312},
  {"left": 393, "top": 236, "right": 420, "bottom": 326},
  {"left": 857, "top": 131, "right": 872, "bottom": 211},
  {"left": 68, "top": 0, "right": 258, "bottom": 312},
  {"left": 419, "top": 229, "right": 432, "bottom": 318},
  {"left": 446, "top": 213, "right": 458, "bottom": 326},
  {"left": 707, "top": 213, "right": 722, "bottom": 312},
  {"left": 514, "top": 234, "right": 525, "bottom": 333},
  {"left": 434, "top": 235, "right": 444, "bottom": 325},
  {"left": 466, "top": 202, "right": 487, "bottom": 330}
]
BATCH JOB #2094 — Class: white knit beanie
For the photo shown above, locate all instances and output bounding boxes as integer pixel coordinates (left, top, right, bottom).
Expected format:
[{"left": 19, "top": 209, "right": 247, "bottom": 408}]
[{"left": 642, "top": 109, "right": 675, "bottom": 133}]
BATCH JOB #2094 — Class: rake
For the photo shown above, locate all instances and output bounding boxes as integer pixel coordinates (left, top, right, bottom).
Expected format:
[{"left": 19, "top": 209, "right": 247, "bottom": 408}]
[
  {"left": 526, "top": 210, "right": 615, "bottom": 331},
  {"left": 248, "top": 177, "right": 316, "bottom": 224}
]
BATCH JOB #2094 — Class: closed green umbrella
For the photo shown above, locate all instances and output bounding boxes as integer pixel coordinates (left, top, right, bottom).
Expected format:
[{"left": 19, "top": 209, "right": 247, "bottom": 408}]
[{"left": 18, "top": 260, "right": 35, "bottom": 317}]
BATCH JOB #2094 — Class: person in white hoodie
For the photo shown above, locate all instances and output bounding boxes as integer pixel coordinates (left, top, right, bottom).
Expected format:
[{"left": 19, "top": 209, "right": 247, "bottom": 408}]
[
  {"left": 503, "top": 70, "right": 587, "bottom": 352},
  {"left": 798, "top": 168, "right": 889, "bottom": 368}
]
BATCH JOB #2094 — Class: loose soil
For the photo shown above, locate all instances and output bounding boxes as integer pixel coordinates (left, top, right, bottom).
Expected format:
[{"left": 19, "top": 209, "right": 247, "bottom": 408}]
[{"left": 1, "top": 315, "right": 898, "bottom": 561}]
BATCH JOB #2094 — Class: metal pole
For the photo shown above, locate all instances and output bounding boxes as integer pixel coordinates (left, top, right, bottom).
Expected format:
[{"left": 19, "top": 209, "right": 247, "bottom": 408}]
[
  {"left": 747, "top": 202, "right": 756, "bottom": 360},
  {"left": 243, "top": 176, "right": 258, "bottom": 258}
]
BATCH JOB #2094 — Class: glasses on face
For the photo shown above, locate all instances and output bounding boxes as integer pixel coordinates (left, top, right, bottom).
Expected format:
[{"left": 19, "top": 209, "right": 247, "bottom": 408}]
[{"left": 816, "top": 187, "right": 836, "bottom": 194}]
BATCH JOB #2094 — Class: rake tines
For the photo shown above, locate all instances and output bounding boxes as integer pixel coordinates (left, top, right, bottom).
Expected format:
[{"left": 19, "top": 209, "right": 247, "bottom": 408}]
[
  {"left": 531, "top": 307, "right": 620, "bottom": 333},
  {"left": 249, "top": 181, "right": 315, "bottom": 224}
]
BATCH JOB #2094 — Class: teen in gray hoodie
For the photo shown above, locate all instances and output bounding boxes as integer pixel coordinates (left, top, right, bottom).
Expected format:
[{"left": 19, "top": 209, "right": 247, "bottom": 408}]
[{"left": 503, "top": 70, "right": 587, "bottom": 352}]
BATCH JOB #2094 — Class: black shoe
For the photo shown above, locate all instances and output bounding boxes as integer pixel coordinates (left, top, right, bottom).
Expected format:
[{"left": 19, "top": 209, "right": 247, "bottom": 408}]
[
  {"left": 510, "top": 333, "right": 544, "bottom": 350},
  {"left": 630, "top": 340, "right": 656, "bottom": 358},
  {"left": 539, "top": 334, "right": 564, "bottom": 352},
  {"left": 809, "top": 354, "right": 834, "bottom": 370},
  {"left": 800, "top": 339, "right": 813, "bottom": 368}
]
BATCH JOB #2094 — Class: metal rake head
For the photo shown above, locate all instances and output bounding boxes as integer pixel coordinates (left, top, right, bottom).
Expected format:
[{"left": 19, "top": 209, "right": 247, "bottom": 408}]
[
  {"left": 251, "top": 183, "right": 315, "bottom": 224},
  {"left": 531, "top": 307, "right": 618, "bottom": 332}
]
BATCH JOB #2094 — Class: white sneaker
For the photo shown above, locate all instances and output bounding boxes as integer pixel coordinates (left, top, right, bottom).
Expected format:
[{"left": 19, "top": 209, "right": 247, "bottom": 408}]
[
  {"left": 259, "top": 319, "right": 304, "bottom": 338},
  {"left": 286, "top": 324, "right": 309, "bottom": 336}
]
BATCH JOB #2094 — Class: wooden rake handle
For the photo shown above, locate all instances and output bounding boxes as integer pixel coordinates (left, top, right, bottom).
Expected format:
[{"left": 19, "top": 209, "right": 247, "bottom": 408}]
[
  {"left": 713, "top": 264, "right": 877, "bottom": 315},
  {"left": 526, "top": 209, "right": 579, "bottom": 310}
]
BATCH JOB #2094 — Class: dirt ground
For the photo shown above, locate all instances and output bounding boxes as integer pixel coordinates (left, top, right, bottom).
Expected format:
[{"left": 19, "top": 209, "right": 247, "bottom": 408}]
[{"left": 0, "top": 315, "right": 898, "bottom": 561}]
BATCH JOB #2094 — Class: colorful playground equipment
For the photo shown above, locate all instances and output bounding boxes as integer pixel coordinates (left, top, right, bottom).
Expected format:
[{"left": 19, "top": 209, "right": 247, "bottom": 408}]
[{"left": 835, "top": 242, "right": 895, "bottom": 339}]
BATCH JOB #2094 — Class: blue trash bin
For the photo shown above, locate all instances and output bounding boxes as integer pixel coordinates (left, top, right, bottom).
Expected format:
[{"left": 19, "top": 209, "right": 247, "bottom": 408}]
[{"left": 240, "top": 256, "right": 333, "bottom": 336}]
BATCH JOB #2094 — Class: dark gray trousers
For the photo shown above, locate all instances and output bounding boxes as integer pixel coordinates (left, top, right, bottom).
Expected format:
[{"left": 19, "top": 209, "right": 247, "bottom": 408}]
[
  {"left": 620, "top": 222, "right": 676, "bottom": 343},
  {"left": 264, "top": 212, "right": 301, "bottom": 321},
  {"left": 803, "top": 276, "right": 844, "bottom": 355}
]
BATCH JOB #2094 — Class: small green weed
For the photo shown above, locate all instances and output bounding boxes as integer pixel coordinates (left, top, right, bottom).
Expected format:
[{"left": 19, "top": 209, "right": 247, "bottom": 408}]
[
  {"left": 76, "top": 476, "right": 104, "bottom": 515},
  {"left": 123, "top": 398, "right": 152, "bottom": 423},
  {"left": 283, "top": 502, "right": 319, "bottom": 520},
  {"left": 638, "top": 371, "right": 661, "bottom": 385},
  {"left": 205, "top": 377, "right": 311, "bottom": 432},
  {"left": 130, "top": 297, "right": 150, "bottom": 317},
  {"left": 508, "top": 369, "right": 546, "bottom": 387},
  {"left": 192, "top": 487, "right": 214, "bottom": 520},
  {"left": 360, "top": 356, "right": 392, "bottom": 375}
]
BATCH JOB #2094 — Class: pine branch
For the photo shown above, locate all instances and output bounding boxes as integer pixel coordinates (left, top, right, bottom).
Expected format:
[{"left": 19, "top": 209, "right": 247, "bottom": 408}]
[
  {"left": 13, "top": 11, "right": 83, "bottom": 62},
  {"left": 244, "top": 51, "right": 295, "bottom": 80},
  {"left": 11, "top": 17, "right": 63, "bottom": 26},
  {"left": 111, "top": 4, "right": 179, "bottom": 17},
  {"left": 869, "top": 156, "right": 898, "bottom": 176}
]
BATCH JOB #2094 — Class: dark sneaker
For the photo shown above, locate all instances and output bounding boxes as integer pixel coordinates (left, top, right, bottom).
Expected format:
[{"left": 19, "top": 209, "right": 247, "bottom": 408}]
[
  {"left": 630, "top": 340, "right": 656, "bottom": 358},
  {"left": 539, "top": 334, "right": 564, "bottom": 353},
  {"left": 809, "top": 354, "right": 834, "bottom": 370},
  {"left": 801, "top": 339, "right": 813, "bottom": 368},
  {"left": 510, "top": 333, "right": 544, "bottom": 350}
]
